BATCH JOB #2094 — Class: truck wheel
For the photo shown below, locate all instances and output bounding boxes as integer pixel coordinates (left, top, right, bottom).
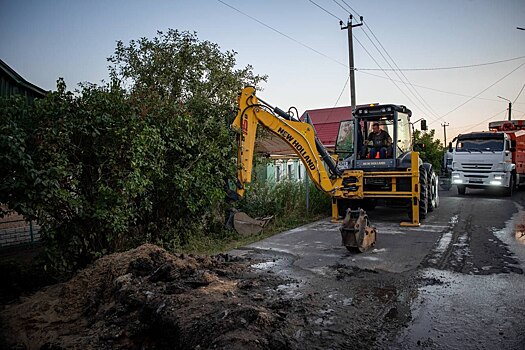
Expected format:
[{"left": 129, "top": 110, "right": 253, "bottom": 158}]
[
  {"left": 457, "top": 185, "right": 466, "bottom": 195},
  {"left": 504, "top": 176, "right": 514, "bottom": 197}
]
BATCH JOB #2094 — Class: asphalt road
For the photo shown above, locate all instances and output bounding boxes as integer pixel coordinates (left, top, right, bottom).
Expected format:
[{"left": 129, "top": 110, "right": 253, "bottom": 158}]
[{"left": 231, "top": 186, "right": 525, "bottom": 349}]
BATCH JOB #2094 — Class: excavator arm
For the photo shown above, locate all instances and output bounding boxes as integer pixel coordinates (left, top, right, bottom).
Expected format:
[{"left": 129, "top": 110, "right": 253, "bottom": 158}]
[
  {"left": 231, "top": 86, "right": 342, "bottom": 197},
  {"left": 229, "top": 86, "right": 376, "bottom": 252}
]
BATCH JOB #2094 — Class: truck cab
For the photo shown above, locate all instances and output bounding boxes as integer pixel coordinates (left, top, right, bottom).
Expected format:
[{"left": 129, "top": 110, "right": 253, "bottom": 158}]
[{"left": 451, "top": 131, "right": 515, "bottom": 195}]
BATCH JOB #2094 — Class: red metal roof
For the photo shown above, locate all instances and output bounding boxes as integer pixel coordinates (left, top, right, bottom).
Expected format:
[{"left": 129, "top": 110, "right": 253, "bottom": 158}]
[
  {"left": 257, "top": 105, "right": 367, "bottom": 155},
  {"left": 301, "top": 106, "right": 353, "bottom": 148}
]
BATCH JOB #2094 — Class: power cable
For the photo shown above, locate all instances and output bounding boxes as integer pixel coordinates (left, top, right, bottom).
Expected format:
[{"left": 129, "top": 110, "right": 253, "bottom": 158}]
[
  {"left": 432, "top": 61, "right": 525, "bottom": 125},
  {"left": 353, "top": 35, "right": 429, "bottom": 117},
  {"left": 514, "top": 83, "right": 525, "bottom": 103},
  {"left": 460, "top": 109, "right": 506, "bottom": 133},
  {"left": 358, "top": 55, "right": 525, "bottom": 71},
  {"left": 357, "top": 70, "right": 525, "bottom": 104},
  {"left": 361, "top": 22, "right": 441, "bottom": 121},
  {"left": 333, "top": 0, "right": 440, "bottom": 121},
  {"left": 219, "top": 0, "right": 525, "bottom": 120},
  {"left": 217, "top": 0, "right": 347, "bottom": 68},
  {"left": 339, "top": 0, "right": 361, "bottom": 17},
  {"left": 334, "top": 75, "right": 350, "bottom": 106},
  {"left": 309, "top": 0, "right": 343, "bottom": 21}
]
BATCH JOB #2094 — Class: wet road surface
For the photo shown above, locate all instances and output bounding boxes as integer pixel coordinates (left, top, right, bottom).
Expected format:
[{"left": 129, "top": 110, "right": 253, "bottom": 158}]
[{"left": 231, "top": 186, "right": 525, "bottom": 349}]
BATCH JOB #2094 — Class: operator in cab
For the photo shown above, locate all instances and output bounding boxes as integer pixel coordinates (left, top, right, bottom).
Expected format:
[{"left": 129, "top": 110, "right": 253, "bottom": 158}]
[{"left": 366, "top": 122, "right": 392, "bottom": 159}]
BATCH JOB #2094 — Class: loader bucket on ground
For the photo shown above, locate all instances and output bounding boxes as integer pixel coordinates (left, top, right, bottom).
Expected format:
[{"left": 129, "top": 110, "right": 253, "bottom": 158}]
[
  {"left": 340, "top": 208, "right": 377, "bottom": 252},
  {"left": 233, "top": 212, "right": 273, "bottom": 236}
]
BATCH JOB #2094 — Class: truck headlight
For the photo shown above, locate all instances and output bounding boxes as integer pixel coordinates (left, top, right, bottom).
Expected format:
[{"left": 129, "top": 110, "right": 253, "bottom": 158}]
[
  {"left": 453, "top": 179, "right": 463, "bottom": 184},
  {"left": 452, "top": 174, "right": 460, "bottom": 178},
  {"left": 492, "top": 163, "right": 505, "bottom": 171},
  {"left": 490, "top": 180, "right": 502, "bottom": 185},
  {"left": 494, "top": 175, "right": 503, "bottom": 180}
]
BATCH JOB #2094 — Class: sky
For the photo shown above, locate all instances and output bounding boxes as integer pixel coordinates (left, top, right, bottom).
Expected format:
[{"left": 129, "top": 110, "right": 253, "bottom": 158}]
[{"left": 1, "top": 0, "right": 524, "bottom": 143}]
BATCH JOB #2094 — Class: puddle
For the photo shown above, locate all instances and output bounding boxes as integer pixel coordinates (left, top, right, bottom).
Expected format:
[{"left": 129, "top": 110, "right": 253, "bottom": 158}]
[
  {"left": 491, "top": 205, "right": 525, "bottom": 265},
  {"left": 250, "top": 261, "right": 279, "bottom": 270},
  {"left": 273, "top": 282, "right": 304, "bottom": 300},
  {"left": 393, "top": 268, "right": 525, "bottom": 349}
]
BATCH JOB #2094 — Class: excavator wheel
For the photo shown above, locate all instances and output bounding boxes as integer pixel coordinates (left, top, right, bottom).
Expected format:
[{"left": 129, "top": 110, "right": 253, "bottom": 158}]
[{"left": 408, "top": 166, "right": 428, "bottom": 221}]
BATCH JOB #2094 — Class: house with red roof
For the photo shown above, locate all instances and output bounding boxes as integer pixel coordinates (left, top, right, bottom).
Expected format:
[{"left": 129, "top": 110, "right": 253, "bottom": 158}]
[{"left": 255, "top": 105, "right": 358, "bottom": 183}]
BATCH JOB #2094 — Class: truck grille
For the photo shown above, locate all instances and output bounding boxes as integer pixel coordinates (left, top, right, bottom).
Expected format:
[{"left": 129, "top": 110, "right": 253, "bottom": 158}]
[{"left": 460, "top": 163, "right": 493, "bottom": 172}]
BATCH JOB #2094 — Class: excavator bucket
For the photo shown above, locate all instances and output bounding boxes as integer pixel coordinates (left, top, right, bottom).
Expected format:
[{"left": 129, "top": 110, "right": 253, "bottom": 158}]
[
  {"left": 232, "top": 211, "right": 273, "bottom": 236},
  {"left": 339, "top": 208, "right": 377, "bottom": 252}
]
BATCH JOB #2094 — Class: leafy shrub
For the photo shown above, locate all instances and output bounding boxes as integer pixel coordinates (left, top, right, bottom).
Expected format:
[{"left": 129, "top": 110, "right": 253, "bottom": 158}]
[{"left": 0, "top": 30, "right": 266, "bottom": 276}]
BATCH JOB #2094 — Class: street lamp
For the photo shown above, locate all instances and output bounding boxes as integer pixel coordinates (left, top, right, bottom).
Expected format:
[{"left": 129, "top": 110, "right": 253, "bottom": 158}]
[{"left": 497, "top": 96, "right": 512, "bottom": 121}]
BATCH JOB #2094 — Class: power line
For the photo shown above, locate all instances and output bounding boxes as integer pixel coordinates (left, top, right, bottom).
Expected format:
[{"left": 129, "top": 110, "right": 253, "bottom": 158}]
[
  {"left": 331, "top": 1, "right": 434, "bottom": 117},
  {"left": 333, "top": 75, "right": 350, "bottom": 106},
  {"left": 514, "top": 83, "right": 525, "bottom": 103},
  {"left": 362, "top": 22, "right": 441, "bottom": 121},
  {"left": 218, "top": 0, "right": 525, "bottom": 117},
  {"left": 432, "top": 61, "right": 525, "bottom": 125},
  {"left": 338, "top": 0, "right": 361, "bottom": 17},
  {"left": 353, "top": 35, "right": 430, "bottom": 118},
  {"left": 309, "top": 0, "right": 343, "bottom": 21},
  {"left": 357, "top": 55, "right": 525, "bottom": 71},
  {"left": 333, "top": 0, "right": 441, "bottom": 121},
  {"left": 216, "top": 0, "right": 347, "bottom": 68},
  {"left": 461, "top": 109, "right": 507, "bottom": 133},
  {"left": 357, "top": 70, "right": 525, "bottom": 104}
]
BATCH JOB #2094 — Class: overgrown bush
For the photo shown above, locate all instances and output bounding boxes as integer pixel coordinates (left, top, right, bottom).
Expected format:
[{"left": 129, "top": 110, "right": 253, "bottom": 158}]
[{"left": 0, "top": 30, "right": 266, "bottom": 276}]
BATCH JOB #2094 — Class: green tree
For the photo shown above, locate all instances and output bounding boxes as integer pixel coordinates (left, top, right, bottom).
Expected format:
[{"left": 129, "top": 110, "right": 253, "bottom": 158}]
[
  {"left": 107, "top": 29, "right": 267, "bottom": 246},
  {"left": 414, "top": 129, "right": 444, "bottom": 171},
  {"left": 0, "top": 29, "right": 266, "bottom": 275}
]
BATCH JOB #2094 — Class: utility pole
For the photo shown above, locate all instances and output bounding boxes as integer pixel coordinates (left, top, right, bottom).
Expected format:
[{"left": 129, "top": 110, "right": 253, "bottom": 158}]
[
  {"left": 340, "top": 15, "right": 363, "bottom": 109},
  {"left": 497, "top": 96, "right": 512, "bottom": 121},
  {"left": 441, "top": 122, "right": 450, "bottom": 145}
]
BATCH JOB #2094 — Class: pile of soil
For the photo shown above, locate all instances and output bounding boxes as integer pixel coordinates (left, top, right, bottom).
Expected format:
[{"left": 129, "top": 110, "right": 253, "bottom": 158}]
[{"left": 0, "top": 244, "right": 296, "bottom": 349}]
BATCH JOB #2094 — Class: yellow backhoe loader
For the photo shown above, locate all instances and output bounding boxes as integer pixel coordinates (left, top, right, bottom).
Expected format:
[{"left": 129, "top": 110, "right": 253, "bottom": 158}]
[{"left": 229, "top": 87, "right": 439, "bottom": 251}]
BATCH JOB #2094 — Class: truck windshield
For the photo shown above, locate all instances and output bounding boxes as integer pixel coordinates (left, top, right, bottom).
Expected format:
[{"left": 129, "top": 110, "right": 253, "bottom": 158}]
[{"left": 456, "top": 137, "right": 504, "bottom": 152}]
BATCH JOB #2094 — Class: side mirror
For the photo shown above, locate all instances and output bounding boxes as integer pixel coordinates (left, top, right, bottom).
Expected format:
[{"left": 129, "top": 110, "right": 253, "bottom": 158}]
[
  {"left": 448, "top": 142, "right": 453, "bottom": 152},
  {"left": 509, "top": 147, "right": 516, "bottom": 153},
  {"left": 420, "top": 119, "right": 427, "bottom": 131},
  {"left": 511, "top": 140, "right": 517, "bottom": 148}
]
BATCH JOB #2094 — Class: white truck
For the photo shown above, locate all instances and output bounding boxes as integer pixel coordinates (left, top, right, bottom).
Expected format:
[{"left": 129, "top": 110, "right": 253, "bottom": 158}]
[{"left": 450, "top": 123, "right": 525, "bottom": 196}]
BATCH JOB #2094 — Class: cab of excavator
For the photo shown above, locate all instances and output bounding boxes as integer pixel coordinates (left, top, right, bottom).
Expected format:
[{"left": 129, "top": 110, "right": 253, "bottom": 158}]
[{"left": 335, "top": 104, "right": 413, "bottom": 170}]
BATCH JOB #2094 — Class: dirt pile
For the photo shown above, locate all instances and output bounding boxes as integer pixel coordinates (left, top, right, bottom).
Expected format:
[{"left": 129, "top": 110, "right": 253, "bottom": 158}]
[{"left": 0, "top": 244, "right": 295, "bottom": 349}]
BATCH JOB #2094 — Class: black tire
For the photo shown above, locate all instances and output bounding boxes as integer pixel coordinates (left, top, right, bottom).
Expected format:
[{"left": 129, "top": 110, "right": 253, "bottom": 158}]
[
  {"left": 419, "top": 166, "right": 428, "bottom": 220},
  {"left": 504, "top": 175, "right": 514, "bottom": 197},
  {"left": 428, "top": 172, "right": 439, "bottom": 212},
  {"left": 457, "top": 185, "right": 466, "bottom": 195},
  {"left": 408, "top": 166, "right": 428, "bottom": 221}
]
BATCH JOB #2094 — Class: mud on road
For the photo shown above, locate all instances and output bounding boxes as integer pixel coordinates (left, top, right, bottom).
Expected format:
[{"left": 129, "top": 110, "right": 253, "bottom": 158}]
[{"left": 0, "top": 244, "right": 433, "bottom": 350}]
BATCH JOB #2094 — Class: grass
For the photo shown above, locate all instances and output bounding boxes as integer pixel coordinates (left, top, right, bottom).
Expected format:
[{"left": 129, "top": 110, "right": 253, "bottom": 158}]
[
  {"left": 180, "top": 212, "right": 329, "bottom": 255},
  {"left": 178, "top": 180, "right": 332, "bottom": 255}
]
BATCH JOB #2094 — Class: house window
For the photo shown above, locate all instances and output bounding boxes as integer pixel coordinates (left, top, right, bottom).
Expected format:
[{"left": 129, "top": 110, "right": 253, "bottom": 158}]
[
  {"left": 276, "top": 164, "right": 281, "bottom": 182},
  {"left": 298, "top": 163, "right": 302, "bottom": 180},
  {"left": 288, "top": 163, "right": 294, "bottom": 180}
]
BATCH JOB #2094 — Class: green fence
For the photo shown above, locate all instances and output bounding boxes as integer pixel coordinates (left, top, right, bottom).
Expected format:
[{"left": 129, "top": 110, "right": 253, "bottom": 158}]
[{"left": 0, "top": 217, "right": 40, "bottom": 249}]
